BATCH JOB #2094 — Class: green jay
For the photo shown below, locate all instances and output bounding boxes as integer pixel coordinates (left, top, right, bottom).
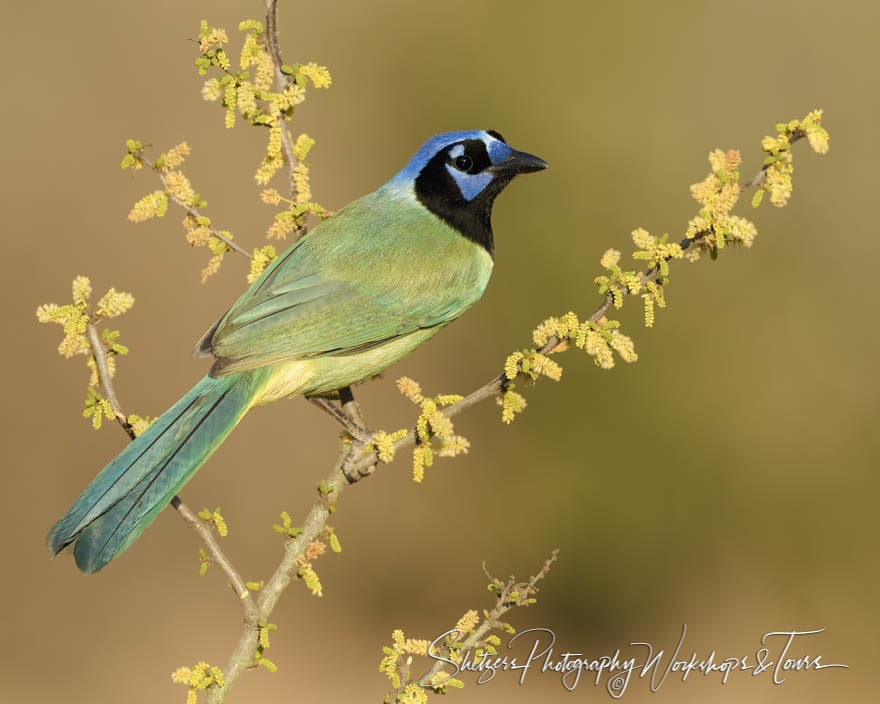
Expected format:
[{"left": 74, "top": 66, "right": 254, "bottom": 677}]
[{"left": 48, "top": 130, "right": 548, "bottom": 573}]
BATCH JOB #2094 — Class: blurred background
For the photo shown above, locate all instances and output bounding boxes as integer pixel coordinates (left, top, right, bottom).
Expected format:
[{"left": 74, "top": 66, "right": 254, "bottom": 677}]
[{"left": 3, "top": 0, "right": 876, "bottom": 701}]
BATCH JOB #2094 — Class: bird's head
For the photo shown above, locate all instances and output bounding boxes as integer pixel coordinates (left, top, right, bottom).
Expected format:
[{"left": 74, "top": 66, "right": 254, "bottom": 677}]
[{"left": 385, "top": 130, "right": 548, "bottom": 255}]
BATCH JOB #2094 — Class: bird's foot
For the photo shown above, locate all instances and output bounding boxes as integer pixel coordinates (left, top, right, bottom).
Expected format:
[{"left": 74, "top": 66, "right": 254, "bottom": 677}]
[{"left": 341, "top": 440, "right": 376, "bottom": 483}]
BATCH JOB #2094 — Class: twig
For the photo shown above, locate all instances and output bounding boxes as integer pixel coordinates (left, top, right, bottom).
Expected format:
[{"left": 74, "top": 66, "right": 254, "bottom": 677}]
[
  {"left": 264, "top": 0, "right": 302, "bottom": 203},
  {"left": 141, "top": 156, "right": 253, "bottom": 259},
  {"left": 207, "top": 441, "right": 365, "bottom": 703},
  {"left": 413, "top": 550, "right": 559, "bottom": 692},
  {"left": 84, "top": 319, "right": 255, "bottom": 622},
  {"left": 170, "top": 497, "right": 260, "bottom": 622},
  {"left": 742, "top": 129, "right": 805, "bottom": 189},
  {"left": 86, "top": 322, "right": 135, "bottom": 439}
]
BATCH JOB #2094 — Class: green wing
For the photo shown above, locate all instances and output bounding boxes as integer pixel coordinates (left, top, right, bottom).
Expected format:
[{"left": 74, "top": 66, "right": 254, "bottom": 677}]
[{"left": 198, "top": 191, "right": 493, "bottom": 376}]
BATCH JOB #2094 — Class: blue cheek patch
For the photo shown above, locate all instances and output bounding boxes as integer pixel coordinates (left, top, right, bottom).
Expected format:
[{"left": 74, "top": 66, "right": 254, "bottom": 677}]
[
  {"left": 487, "top": 140, "right": 514, "bottom": 166},
  {"left": 445, "top": 164, "right": 493, "bottom": 201}
]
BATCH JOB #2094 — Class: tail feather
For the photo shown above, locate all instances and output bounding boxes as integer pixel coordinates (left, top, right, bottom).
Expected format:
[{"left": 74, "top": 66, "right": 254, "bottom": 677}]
[{"left": 47, "top": 372, "right": 256, "bottom": 573}]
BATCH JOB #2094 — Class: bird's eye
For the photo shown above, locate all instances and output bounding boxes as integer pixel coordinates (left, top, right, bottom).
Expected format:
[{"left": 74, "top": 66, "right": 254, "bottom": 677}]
[{"left": 453, "top": 155, "right": 473, "bottom": 172}]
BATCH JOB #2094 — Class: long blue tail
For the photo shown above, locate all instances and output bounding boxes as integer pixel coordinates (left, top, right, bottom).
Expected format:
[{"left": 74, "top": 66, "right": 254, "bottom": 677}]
[{"left": 47, "top": 372, "right": 255, "bottom": 573}]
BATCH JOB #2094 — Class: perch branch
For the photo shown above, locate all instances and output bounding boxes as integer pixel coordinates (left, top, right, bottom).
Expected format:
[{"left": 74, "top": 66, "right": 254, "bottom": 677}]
[
  {"left": 342, "top": 131, "right": 813, "bottom": 477},
  {"left": 204, "top": 131, "right": 819, "bottom": 702}
]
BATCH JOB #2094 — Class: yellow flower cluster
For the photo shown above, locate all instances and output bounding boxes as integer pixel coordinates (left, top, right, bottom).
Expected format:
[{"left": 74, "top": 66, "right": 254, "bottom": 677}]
[
  {"left": 293, "top": 133, "right": 316, "bottom": 161},
  {"left": 595, "top": 247, "right": 644, "bottom": 309},
  {"left": 299, "top": 62, "right": 332, "bottom": 88},
  {"left": 582, "top": 326, "right": 614, "bottom": 369},
  {"left": 631, "top": 228, "right": 683, "bottom": 277},
  {"left": 324, "top": 526, "right": 342, "bottom": 553},
  {"left": 260, "top": 188, "right": 282, "bottom": 205},
  {"left": 212, "top": 509, "right": 228, "bottom": 537},
  {"left": 198, "top": 22, "right": 228, "bottom": 53},
  {"left": 367, "top": 428, "right": 408, "bottom": 463},
  {"left": 96, "top": 288, "right": 135, "bottom": 318},
  {"left": 127, "top": 190, "right": 168, "bottom": 222},
  {"left": 802, "top": 110, "right": 830, "bottom": 154},
  {"left": 292, "top": 164, "right": 311, "bottom": 203},
  {"left": 127, "top": 413, "right": 153, "bottom": 437},
  {"left": 455, "top": 609, "right": 479, "bottom": 634},
  {"left": 158, "top": 142, "right": 190, "bottom": 171},
  {"left": 196, "top": 507, "right": 228, "bottom": 536},
  {"left": 120, "top": 139, "right": 145, "bottom": 171},
  {"left": 498, "top": 387, "right": 527, "bottom": 423},
  {"left": 379, "top": 631, "right": 405, "bottom": 689},
  {"left": 266, "top": 212, "right": 296, "bottom": 240},
  {"left": 201, "top": 77, "right": 223, "bottom": 101},
  {"left": 37, "top": 277, "right": 145, "bottom": 430},
  {"left": 258, "top": 622, "right": 278, "bottom": 649},
  {"left": 379, "top": 628, "right": 434, "bottom": 696},
  {"left": 256, "top": 654, "right": 277, "bottom": 672},
  {"left": 531, "top": 310, "right": 639, "bottom": 372},
  {"left": 411, "top": 447, "right": 429, "bottom": 482},
  {"left": 192, "top": 21, "right": 333, "bottom": 238},
  {"left": 247, "top": 244, "right": 277, "bottom": 283},
  {"left": 609, "top": 330, "right": 638, "bottom": 362},
  {"left": 436, "top": 434, "right": 470, "bottom": 458},
  {"left": 84, "top": 387, "right": 114, "bottom": 429},
  {"left": 753, "top": 109, "right": 829, "bottom": 209},
  {"left": 170, "top": 660, "right": 225, "bottom": 704},
  {"left": 176, "top": 211, "right": 236, "bottom": 284},
  {"left": 183, "top": 214, "right": 211, "bottom": 246},
  {"left": 532, "top": 311, "right": 580, "bottom": 347},
  {"left": 504, "top": 349, "right": 563, "bottom": 383},
  {"left": 201, "top": 251, "right": 224, "bottom": 284},
  {"left": 297, "top": 556, "right": 323, "bottom": 597},
  {"left": 396, "top": 377, "right": 469, "bottom": 481},
  {"left": 164, "top": 171, "right": 196, "bottom": 206},
  {"left": 684, "top": 147, "right": 759, "bottom": 260},
  {"left": 629, "top": 229, "right": 681, "bottom": 324}
]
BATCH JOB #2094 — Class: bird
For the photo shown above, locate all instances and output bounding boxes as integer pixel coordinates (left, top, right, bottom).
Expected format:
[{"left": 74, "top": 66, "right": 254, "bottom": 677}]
[{"left": 47, "top": 130, "right": 548, "bottom": 573}]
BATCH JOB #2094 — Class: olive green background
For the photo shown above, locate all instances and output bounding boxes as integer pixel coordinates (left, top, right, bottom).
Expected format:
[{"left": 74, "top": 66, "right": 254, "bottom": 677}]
[{"left": 3, "top": 0, "right": 876, "bottom": 701}]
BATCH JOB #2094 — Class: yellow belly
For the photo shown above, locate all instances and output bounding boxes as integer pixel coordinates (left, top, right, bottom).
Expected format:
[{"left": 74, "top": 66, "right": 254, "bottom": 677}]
[{"left": 252, "top": 327, "right": 442, "bottom": 405}]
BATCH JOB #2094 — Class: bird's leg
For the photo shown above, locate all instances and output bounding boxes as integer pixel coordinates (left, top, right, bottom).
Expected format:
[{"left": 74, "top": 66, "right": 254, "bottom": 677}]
[
  {"left": 338, "top": 386, "right": 365, "bottom": 429},
  {"left": 337, "top": 386, "right": 377, "bottom": 482},
  {"left": 308, "top": 389, "right": 377, "bottom": 482},
  {"left": 307, "top": 395, "right": 369, "bottom": 441}
]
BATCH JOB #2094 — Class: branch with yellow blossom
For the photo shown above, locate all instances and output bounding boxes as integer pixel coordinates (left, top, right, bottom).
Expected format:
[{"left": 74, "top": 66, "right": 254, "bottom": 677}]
[
  {"left": 36, "top": 276, "right": 259, "bottom": 630},
  {"left": 143, "top": 153, "right": 253, "bottom": 260},
  {"left": 39, "top": 8, "right": 829, "bottom": 698},
  {"left": 381, "top": 550, "right": 559, "bottom": 702},
  {"left": 264, "top": 0, "right": 301, "bottom": 203},
  {"left": 122, "top": 7, "right": 332, "bottom": 284},
  {"left": 336, "top": 111, "right": 830, "bottom": 480},
  {"left": 189, "top": 113, "right": 831, "bottom": 704}
]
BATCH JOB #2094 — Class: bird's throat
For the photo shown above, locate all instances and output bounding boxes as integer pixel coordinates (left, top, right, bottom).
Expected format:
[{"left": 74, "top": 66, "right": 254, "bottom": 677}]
[{"left": 414, "top": 159, "right": 512, "bottom": 257}]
